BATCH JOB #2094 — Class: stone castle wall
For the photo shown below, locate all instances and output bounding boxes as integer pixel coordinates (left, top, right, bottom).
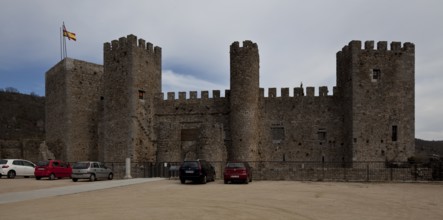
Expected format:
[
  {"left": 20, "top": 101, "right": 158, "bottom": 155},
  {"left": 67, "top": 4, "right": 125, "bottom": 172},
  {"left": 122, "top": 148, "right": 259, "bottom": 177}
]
[
  {"left": 101, "top": 36, "right": 161, "bottom": 162},
  {"left": 46, "top": 58, "right": 103, "bottom": 162},
  {"left": 45, "top": 35, "right": 415, "bottom": 167},
  {"left": 337, "top": 41, "right": 415, "bottom": 162}
]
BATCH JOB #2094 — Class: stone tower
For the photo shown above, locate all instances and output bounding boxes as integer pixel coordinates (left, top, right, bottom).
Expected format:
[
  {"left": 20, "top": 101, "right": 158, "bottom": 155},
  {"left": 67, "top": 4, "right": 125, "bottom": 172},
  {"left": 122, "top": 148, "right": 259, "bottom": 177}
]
[
  {"left": 101, "top": 34, "right": 161, "bottom": 162},
  {"left": 229, "top": 41, "right": 260, "bottom": 161},
  {"left": 45, "top": 58, "right": 103, "bottom": 162},
  {"left": 337, "top": 41, "right": 415, "bottom": 162}
]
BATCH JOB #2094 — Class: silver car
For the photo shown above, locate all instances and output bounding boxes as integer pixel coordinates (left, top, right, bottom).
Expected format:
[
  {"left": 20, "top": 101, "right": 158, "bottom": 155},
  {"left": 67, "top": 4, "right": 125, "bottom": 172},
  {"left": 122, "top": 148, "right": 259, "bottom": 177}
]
[{"left": 71, "top": 161, "right": 113, "bottom": 182}]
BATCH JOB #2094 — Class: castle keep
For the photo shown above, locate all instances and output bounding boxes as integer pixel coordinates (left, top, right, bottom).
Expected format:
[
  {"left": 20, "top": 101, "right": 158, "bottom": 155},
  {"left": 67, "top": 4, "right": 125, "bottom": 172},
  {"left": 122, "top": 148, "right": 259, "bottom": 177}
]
[{"left": 45, "top": 35, "right": 415, "bottom": 165}]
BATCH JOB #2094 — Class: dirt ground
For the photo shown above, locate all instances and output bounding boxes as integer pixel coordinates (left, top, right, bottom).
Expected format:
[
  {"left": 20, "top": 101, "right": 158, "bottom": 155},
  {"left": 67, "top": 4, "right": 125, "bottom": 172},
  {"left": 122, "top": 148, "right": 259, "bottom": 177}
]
[{"left": 1, "top": 178, "right": 443, "bottom": 220}]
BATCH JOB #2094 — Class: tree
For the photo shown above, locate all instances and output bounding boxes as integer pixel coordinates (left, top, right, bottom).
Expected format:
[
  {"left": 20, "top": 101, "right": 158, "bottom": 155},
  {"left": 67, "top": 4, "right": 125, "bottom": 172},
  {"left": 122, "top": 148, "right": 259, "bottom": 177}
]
[{"left": 5, "top": 87, "right": 19, "bottom": 93}]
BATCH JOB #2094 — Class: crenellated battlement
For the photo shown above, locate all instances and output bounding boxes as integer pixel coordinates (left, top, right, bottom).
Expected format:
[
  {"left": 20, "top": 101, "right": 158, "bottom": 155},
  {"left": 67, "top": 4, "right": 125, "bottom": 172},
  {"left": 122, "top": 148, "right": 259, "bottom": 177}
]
[
  {"left": 261, "top": 86, "right": 335, "bottom": 98},
  {"left": 230, "top": 40, "right": 258, "bottom": 52},
  {"left": 156, "top": 86, "right": 336, "bottom": 102},
  {"left": 103, "top": 34, "right": 162, "bottom": 55},
  {"left": 45, "top": 34, "right": 416, "bottom": 165},
  {"left": 155, "top": 90, "right": 230, "bottom": 101},
  {"left": 339, "top": 40, "right": 415, "bottom": 54}
]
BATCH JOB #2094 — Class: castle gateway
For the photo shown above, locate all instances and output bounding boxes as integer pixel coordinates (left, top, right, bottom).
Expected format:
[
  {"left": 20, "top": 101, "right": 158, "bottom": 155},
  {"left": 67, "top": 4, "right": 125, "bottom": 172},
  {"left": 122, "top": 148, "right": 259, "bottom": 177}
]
[{"left": 45, "top": 35, "right": 415, "bottom": 165}]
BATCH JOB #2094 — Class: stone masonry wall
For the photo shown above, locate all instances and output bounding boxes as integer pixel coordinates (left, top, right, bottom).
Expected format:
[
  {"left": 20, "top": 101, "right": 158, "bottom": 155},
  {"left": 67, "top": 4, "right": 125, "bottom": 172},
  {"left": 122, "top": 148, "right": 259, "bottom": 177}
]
[
  {"left": 101, "top": 35, "right": 161, "bottom": 162},
  {"left": 258, "top": 87, "right": 345, "bottom": 162},
  {"left": 229, "top": 41, "right": 260, "bottom": 162},
  {"left": 155, "top": 91, "right": 229, "bottom": 162},
  {"left": 338, "top": 41, "right": 415, "bottom": 162},
  {"left": 45, "top": 59, "right": 69, "bottom": 160},
  {"left": 45, "top": 58, "right": 103, "bottom": 162},
  {"left": 45, "top": 36, "right": 415, "bottom": 174}
]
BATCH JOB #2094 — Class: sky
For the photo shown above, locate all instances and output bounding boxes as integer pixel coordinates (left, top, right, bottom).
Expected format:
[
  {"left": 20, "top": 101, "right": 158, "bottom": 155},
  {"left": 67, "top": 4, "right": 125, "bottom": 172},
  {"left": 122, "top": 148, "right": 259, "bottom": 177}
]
[{"left": 0, "top": 0, "right": 442, "bottom": 140}]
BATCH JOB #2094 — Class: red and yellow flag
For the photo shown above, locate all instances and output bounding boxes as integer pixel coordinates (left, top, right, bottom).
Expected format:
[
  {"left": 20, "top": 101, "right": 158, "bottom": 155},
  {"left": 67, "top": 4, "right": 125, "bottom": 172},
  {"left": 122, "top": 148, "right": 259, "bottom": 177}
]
[{"left": 63, "top": 24, "right": 77, "bottom": 41}]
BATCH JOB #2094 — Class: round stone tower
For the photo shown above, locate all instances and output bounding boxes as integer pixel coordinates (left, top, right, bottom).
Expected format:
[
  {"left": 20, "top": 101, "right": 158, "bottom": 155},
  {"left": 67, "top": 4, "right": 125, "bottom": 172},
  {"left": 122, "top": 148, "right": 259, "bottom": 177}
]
[{"left": 229, "top": 40, "right": 260, "bottom": 162}]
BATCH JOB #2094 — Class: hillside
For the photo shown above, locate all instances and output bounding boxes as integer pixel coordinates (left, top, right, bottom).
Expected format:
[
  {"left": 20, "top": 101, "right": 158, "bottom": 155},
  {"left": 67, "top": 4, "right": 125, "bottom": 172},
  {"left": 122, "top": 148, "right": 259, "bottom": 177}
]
[
  {"left": 0, "top": 91, "right": 45, "bottom": 140},
  {"left": 415, "top": 138, "right": 443, "bottom": 158}
]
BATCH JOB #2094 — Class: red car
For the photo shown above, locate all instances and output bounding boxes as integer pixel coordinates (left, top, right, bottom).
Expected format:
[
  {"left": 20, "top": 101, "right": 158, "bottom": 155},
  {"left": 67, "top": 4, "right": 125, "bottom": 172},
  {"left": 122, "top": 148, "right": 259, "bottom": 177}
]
[
  {"left": 223, "top": 162, "right": 252, "bottom": 184},
  {"left": 34, "top": 160, "right": 72, "bottom": 180}
]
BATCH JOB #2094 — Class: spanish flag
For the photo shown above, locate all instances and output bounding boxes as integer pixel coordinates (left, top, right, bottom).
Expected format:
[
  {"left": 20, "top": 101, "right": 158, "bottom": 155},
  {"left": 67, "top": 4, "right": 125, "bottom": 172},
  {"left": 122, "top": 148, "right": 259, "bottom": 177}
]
[{"left": 63, "top": 24, "right": 77, "bottom": 41}]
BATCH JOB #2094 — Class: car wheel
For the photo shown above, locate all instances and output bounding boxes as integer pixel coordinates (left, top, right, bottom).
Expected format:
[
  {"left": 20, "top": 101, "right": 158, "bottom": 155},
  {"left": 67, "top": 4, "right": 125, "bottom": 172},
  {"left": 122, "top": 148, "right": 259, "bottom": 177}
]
[
  {"left": 89, "top": 174, "right": 96, "bottom": 182},
  {"left": 49, "top": 173, "right": 56, "bottom": 180},
  {"left": 7, "top": 170, "right": 16, "bottom": 179},
  {"left": 72, "top": 178, "right": 78, "bottom": 182},
  {"left": 0, "top": 174, "right": 2, "bottom": 178},
  {"left": 245, "top": 179, "right": 249, "bottom": 184},
  {"left": 201, "top": 175, "right": 207, "bottom": 184},
  {"left": 108, "top": 173, "right": 113, "bottom": 180},
  {"left": 36, "top": 176, "right": 41, "bottom": 180},
  {"left": 180, "top": 178, "right": 185, "bottom": 184}
]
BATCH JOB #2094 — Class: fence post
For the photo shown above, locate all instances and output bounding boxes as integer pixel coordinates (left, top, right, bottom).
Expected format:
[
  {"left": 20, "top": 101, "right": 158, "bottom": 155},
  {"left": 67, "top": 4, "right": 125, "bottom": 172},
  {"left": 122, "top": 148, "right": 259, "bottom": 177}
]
[
  {"left": 390, "top": 167, "right": 393, "bottom": 181},
  {"left": 366, "top": 163, "right": 370, "bottom": 182},
  {"left": 414, "top": 164, "right": 418, "bottom": 181},
  {"left": 143, "top": 162, "right": 147, "bottom": 178},
  {"left": 321, "top": 160, "right": 325, "bottom": 181},
  {"left": 124, "top": 158, "right": 132, "bottom": 179}
]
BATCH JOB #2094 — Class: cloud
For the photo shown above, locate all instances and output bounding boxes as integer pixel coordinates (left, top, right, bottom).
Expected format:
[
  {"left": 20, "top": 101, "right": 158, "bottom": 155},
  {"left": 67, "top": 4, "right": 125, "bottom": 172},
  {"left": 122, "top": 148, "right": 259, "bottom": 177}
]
[
  {"left": 1, "top": 0, "right": 443, "bottom": 139},
  {"left": 162, "top": 69, "right": 227, "bottom": 98}
]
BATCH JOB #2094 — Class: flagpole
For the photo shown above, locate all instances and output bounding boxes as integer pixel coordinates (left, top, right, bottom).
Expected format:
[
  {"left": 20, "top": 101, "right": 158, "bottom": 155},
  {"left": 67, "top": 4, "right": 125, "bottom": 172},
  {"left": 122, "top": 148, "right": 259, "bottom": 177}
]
[
  {"left": 60, "top": 26, "right": 63, "bottom": 60},
  {"left": 63, "top": 22, "right": 67, "bottom": 58},
  {"left": 64, "top": 35, "right": 67, "bottom": 58}
]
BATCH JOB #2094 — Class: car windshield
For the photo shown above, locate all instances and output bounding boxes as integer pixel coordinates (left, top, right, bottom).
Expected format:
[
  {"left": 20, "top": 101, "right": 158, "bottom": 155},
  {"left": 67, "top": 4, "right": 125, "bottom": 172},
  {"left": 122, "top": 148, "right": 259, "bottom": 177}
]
[
  {"left": 226, "top": 163, "right": 245, "bottom": 168},
  {"left": 73, "top": 162, "right": 90, "bottom": 169},
  {"left": 0, "top": 159, "right": 7, "bottom": 164},
  {"left": 37, "top": 161, "right": 50, "bottom": 166},
  {"left": 182, "top": 161, "right": 199, "bottom": 168}
]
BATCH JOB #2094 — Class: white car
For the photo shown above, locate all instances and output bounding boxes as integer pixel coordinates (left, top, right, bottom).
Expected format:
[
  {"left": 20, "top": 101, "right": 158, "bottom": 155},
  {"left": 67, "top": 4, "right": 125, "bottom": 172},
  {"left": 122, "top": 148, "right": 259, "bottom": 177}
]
[{"left": 0, "top": 159, "right": 36, "bottom": 179}]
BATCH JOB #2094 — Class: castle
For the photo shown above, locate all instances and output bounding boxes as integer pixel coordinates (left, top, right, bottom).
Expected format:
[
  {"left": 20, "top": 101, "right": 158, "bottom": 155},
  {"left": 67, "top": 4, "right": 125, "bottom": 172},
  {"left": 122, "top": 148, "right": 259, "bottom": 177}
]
[{"left": 45, "top": 34, "right": 415, "bottom": 166}]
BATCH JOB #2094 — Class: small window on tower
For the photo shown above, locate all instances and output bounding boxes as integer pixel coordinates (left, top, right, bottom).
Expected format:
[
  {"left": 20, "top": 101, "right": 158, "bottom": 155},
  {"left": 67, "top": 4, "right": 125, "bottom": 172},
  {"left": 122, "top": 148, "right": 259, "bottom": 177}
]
[
  {"left": 372, "top": 69, "right": 381, "bottom": 82},
  {"left": 138, "top": 90, "right": 145, "bottom": 100},
  {"left": 318, "top": 129, "right": 327, "bottom": 141},
  {"left": 271, "top": 127, "right": 285, "bottom": 144},
  {"left": 392, "top": 125, "right": 398, "bottom": 142}
]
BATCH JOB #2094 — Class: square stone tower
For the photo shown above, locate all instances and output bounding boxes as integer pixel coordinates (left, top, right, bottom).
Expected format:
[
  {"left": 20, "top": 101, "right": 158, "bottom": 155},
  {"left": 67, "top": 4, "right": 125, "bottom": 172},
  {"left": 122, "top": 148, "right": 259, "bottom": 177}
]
[
  {"left": 101, "top": 35, "right": 161, "bottom": 162},
  {"left": 45, "top": 58, "right": 103, "bottom": 161},
  {"left": 337, "top": 41, "right": 415, "bottom": 162}
]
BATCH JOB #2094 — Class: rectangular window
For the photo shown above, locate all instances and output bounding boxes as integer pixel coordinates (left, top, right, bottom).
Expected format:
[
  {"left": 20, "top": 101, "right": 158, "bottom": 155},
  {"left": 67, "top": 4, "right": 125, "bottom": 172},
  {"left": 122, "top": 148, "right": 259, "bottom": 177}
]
[
  {"left": 392, "top": 125, "right": 398, "bottom": 141},
  {"left": 317, "top": 129, "right": 327, "bottom": 141},
  {"left": 138, "top": 90, "right": 145, "bottom": 100},
  {"left": 181, "top": 129, "right": 199, "bottom": 141},
  {"left": 271, "top": 127, "right": 285, "bottom": 143},
  {"left": 372, "top": 69, "right": 381, "bottom": 82}
]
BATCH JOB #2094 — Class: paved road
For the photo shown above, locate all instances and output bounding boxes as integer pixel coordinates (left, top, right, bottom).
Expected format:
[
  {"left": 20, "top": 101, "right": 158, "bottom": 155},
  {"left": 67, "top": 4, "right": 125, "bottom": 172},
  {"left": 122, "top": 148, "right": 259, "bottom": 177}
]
[
  {"left": 0, "top": 178, "right": 164, "bottom": 204},
  {"left": 1, "top": 179, "right": 443, "bottom": 219}
]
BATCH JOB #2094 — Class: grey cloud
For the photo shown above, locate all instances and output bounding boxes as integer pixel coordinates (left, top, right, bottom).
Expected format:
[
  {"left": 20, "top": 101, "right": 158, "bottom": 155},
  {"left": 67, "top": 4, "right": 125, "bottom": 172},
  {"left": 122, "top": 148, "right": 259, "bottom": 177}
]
[{"left": 1, "top": 0, "right": 443, "bottom": 139}]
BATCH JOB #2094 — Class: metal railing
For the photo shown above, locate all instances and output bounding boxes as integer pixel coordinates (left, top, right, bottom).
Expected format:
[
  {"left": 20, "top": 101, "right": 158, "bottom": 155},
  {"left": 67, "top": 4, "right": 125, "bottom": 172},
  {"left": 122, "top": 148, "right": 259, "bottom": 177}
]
[{"left": 102, "top": 160, "right": 442, "bottom": 182}]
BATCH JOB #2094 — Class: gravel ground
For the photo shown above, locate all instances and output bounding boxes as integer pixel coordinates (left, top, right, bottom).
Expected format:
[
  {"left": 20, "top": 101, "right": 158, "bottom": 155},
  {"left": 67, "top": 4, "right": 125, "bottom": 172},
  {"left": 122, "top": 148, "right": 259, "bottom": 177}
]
[{"left": 0, "top": 178, "right": 442, "bottom": 220}]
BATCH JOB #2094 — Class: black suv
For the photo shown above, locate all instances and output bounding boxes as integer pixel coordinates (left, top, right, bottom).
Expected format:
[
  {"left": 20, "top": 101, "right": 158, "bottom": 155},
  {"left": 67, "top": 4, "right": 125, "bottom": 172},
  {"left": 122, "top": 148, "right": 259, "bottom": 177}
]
[{"left": 179, "top": 159, "right": 216, "bottom": 184}]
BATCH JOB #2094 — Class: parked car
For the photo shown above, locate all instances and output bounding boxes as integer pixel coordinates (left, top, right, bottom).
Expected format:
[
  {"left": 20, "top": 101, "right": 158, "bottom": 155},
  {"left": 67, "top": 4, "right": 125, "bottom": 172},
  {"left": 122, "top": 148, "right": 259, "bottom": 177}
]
[
  {"left": 71, "top": 161, "right": 113, "bottom": 182},
  {"left": 223, "top": 161, "right": 252, "bottom": 184},
  {"left": 179, "top": 159, "right": 216, "bottom": 184},
  {"left": 34, "top": 159, "right": 72, "bottom": 180},
  {"left": 0, "top": 159, "right": 36, "bottom": 179}
]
